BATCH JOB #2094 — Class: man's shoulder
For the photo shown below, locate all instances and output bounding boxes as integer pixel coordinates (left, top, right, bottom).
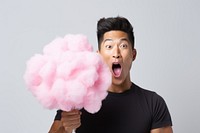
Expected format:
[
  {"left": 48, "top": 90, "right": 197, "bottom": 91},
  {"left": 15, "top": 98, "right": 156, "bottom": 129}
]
[
  {"left": 133, "top": 83, "right": 155, "bottom": 95},
  {"left": 132, "top": 83, "right": 164, "bottom": 101}
]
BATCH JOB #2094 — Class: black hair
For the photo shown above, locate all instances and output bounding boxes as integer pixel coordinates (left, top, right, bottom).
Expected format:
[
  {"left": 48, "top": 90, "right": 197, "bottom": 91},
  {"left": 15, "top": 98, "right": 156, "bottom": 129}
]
[{"left": 97, "top": 16, "right": 135, "bottom": 50}]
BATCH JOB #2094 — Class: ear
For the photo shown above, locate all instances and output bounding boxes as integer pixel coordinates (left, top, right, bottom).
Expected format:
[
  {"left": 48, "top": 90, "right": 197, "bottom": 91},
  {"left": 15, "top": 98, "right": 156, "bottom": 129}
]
[{"left": 132, "top": 49, "right": 137, "bottom": 61}]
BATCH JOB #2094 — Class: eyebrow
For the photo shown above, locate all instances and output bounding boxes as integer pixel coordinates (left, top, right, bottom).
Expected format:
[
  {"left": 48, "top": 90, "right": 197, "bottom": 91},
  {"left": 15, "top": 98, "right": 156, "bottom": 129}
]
[
  {"left": 103, "top": 39, "right": 113, "bottom": 43},
  {"left": 120, "top": 38, "right": 129, "bottom": 42},
  {"left": 103, "top": 38, "right": 129, "bottom": 43}
]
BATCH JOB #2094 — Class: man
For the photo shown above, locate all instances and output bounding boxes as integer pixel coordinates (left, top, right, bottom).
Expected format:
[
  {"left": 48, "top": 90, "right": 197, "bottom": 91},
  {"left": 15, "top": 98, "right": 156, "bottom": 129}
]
[{"left": 48, "top": 16, "right": 173, "bottom": 133}]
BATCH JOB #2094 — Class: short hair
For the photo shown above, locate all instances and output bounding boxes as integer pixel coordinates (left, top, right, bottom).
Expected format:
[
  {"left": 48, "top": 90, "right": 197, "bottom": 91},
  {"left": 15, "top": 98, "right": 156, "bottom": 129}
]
[{"left": 97, "top": 16, "right": 135, "bottom": 50}]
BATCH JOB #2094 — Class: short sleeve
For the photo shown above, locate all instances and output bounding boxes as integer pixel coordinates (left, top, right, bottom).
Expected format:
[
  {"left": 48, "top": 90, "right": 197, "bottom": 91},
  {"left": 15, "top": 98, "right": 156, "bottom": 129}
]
[
  {"left": 151, "top": 93, "right": 173, "bottom": 129},
  {"left": 54, "top": 110, "right": 63, "bottom": 121}
]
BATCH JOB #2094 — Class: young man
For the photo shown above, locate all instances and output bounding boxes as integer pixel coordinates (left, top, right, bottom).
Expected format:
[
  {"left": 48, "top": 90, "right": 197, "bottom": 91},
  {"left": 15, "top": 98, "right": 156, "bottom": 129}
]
[{"left": 48, "top": 16, "right": 173, "bottom": 133}]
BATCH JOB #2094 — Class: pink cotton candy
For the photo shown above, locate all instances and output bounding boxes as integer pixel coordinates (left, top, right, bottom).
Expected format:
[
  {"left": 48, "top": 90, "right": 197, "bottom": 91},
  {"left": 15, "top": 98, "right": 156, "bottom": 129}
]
[{"left": 24, "top": 34, "right": 111, "bottom": 113}]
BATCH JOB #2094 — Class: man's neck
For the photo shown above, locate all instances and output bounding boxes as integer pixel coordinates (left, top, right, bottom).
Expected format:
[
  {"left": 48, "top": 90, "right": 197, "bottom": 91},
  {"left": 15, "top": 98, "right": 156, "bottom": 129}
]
[{"left": 108, "top": 81, "right": 132, "bottom": 93}]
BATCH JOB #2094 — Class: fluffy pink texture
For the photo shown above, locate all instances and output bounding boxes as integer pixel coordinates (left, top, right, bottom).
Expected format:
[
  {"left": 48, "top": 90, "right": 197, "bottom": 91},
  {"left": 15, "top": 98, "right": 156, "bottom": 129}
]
[{"left": 24, "top": 34, "right": 111, "bottom": 113}]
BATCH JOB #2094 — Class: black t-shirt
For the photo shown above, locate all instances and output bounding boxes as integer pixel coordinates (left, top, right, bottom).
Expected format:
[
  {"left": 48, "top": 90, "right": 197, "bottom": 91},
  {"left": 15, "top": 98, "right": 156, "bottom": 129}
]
[{"left": 54, "top": 83, "right": 172, "bottom": 133}]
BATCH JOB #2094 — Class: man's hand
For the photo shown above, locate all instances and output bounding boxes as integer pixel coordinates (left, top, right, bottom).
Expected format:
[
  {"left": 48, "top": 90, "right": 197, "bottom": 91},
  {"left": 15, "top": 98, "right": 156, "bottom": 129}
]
[
  {"left": 48, "top": 110, "right": 81, "bottom": 133},
  {"left": 61, "top": 110, "right": 82, "bottom": 133}
]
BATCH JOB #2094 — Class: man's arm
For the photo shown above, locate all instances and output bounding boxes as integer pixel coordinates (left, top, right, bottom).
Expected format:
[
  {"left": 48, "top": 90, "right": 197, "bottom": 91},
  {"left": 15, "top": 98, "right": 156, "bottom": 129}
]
[
  {"left": 151, "top": 126, "right": 173, "bottom": 133},
  {"left": 48, "top": 120, "right": 66, "bottom": 133}
]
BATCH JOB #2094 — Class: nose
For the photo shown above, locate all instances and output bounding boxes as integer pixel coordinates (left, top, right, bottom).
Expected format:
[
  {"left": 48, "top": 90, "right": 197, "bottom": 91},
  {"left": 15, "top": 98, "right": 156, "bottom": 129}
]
[
  {"left": 112, "top": 46, "right": 121, "bottom": 58},
  {"left": 113, "top": 54, "right": 120, "bottom": 58}
]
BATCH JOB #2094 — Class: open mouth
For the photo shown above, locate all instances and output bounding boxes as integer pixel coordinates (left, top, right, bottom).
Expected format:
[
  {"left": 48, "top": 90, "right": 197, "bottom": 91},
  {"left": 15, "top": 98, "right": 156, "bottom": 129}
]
[{"left": 112, "top": 63, "right": 122, "bottom": 77}]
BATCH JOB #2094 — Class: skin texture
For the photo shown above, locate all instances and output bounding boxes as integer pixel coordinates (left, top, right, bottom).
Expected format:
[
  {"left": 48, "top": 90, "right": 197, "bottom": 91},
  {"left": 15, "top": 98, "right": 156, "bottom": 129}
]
[{"left": 48, "top": 31, "right": 173, "bottom": 133}]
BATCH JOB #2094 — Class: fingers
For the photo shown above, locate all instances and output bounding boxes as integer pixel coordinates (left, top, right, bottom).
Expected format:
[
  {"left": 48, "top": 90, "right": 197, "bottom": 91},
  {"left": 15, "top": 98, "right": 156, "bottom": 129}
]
[
  {"left": 61, "top": 110, "right": 81, "bottom": 132},
  {"left": 61, "top": 110, "right": 81, "bottom": 118}
]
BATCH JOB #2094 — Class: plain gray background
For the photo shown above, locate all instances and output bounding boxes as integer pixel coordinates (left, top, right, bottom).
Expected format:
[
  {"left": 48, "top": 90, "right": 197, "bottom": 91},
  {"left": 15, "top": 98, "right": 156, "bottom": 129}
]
[{"left": 0, "top": 0, "right": 199, "bottom": 132}]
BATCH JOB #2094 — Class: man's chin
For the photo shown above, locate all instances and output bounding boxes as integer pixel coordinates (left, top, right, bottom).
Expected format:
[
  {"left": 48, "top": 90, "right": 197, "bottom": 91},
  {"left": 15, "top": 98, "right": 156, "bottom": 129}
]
[
  {"left": 111, "top": 77, "right": 124, "bottom": 85},
  {"left": 111, "top": 75, "right": 131, "bottom": 87}
]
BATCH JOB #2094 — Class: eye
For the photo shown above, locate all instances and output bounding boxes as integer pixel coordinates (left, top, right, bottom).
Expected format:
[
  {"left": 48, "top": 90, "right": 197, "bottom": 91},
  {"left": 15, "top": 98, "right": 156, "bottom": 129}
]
[
  {"left": 105, "top": 45, "right": 112, "bottom": 49},
  {"left": 120, "top": 43, "right": 128, "bottom": 49}
]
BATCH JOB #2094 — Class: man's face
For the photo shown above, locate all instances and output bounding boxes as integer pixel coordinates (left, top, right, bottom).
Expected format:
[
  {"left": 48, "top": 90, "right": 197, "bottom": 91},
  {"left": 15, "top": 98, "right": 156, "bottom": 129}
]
[{"left": 98, "top": 30, "right": 136, "bottom": 86}]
